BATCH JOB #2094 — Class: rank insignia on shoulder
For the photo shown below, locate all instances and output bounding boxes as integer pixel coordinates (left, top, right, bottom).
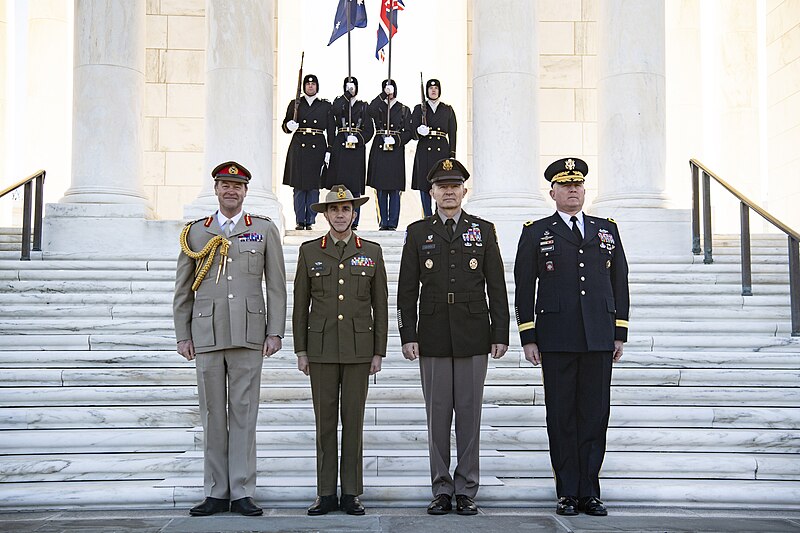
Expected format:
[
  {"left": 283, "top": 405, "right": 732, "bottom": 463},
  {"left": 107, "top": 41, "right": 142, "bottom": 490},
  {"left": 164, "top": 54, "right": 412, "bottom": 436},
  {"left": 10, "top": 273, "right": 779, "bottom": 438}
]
[
  {"left": 607, "top": 217, "right": 616, "bottom": 223},
  {"left": 524, "top": 220, "right": 534, "bottom": 227}
]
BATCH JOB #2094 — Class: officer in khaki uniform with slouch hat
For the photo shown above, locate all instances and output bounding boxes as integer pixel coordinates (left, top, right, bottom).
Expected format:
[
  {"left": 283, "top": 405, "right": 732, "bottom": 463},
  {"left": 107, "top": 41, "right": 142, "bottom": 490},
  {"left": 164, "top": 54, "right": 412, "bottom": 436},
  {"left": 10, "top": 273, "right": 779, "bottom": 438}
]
[
  {"left": 514, "top": 157, "right": 629, "bottom": 517},
  {"left": 293, "top": 184, "right": 388, "bottom": 516},
  {"left": 397, "top": 158, "right": 509, "bottom": 516},
  {"left": 174, "top": 161, "right": 287, "bottom": 517}
]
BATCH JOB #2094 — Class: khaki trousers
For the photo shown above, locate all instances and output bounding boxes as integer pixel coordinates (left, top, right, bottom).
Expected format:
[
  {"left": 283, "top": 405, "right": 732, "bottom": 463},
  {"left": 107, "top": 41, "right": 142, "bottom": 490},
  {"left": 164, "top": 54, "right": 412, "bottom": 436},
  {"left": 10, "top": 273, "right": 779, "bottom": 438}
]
[
  {"left": 419, "top": 354, "right": 488, "bottom": 498},
  {"left": 195, "top": 348, "right": 263, "bottom": 500},
  {"left": 309, "top": 362, "right": 371, "bottom": 496}
]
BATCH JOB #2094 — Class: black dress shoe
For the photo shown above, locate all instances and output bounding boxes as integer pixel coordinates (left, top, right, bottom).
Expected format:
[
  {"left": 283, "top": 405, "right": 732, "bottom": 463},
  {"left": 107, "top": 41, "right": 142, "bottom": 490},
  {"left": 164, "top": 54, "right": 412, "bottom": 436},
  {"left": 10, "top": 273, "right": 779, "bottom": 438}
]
[
  {"left": 304, "top": 224, "right": 313, "bottom": 230},
  {"left": 230, "top": 496, "right": 263, "bottom": 516},
  {"left": 295, "top": 224, "right": 305, "bottom": 230},
  {"left": 556, "top": 496, "right": 579, "bottom": 516},
  {"left": 340, "top": 494, "right": 365, "bottom": 515},
  {"left": 426, "top": 494, "right": 452, "bottom": 515},
  {"left": 307, "top": 494, "right": 339, "bottom": 516},
  {"left": 189, "top": 497, "right": 229, "bottom": 516},
  {"left": 455, "top": 494, "right": 478, "bottom": 515},
  {"left": 579, "top": 496, "right": 608, "bottom": 516}
]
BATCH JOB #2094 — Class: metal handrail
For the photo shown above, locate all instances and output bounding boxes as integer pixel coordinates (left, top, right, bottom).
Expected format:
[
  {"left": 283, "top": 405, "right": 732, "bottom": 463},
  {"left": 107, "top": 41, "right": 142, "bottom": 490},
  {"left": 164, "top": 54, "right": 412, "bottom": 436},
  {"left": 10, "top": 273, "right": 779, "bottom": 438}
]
[
  {"left": 690, "top": 159, "right": 800, "bottom": 336},
  {"left": 0, "top": 170, "right": 46, "bottom": 260}
]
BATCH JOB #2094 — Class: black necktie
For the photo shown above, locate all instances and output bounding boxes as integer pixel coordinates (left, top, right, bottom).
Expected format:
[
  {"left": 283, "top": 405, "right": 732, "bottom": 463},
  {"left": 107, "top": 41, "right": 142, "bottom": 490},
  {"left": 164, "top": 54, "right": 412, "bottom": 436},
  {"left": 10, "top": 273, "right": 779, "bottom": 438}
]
[
  {"left": 445, "top": 218, "right": 455, "bottom": 239},
  {"left": 336, "top": 240, "right": 346, "bottom": 259},
  {"left": 570, "top": 215, "right": 582, "bottom": 242}
]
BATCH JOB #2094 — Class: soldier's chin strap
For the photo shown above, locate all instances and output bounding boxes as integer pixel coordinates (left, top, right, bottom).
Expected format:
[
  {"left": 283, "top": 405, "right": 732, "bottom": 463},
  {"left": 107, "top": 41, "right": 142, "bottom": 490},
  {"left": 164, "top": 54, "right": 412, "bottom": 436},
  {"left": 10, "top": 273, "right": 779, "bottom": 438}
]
[{"left": 179, "top": 225, "right": 231, "bottom": 291}]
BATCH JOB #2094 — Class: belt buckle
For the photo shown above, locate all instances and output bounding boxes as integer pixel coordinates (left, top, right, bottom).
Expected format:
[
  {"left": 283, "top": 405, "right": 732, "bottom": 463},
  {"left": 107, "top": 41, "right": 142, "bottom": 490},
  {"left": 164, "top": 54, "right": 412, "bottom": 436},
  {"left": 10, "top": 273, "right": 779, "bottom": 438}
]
[
  {"left": 345, "top": 141, "right": 356, "bottom": 149},
  {"left": 447, "top": 292, "right": 454, "bottom": 304}
]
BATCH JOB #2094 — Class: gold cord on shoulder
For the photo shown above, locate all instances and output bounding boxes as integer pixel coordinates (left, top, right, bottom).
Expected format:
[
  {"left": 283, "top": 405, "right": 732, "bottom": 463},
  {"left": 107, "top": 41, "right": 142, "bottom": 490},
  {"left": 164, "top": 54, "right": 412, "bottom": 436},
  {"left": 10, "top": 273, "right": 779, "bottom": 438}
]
[{"left": 179, "top": 224, "right": 231, "bottom": 291}]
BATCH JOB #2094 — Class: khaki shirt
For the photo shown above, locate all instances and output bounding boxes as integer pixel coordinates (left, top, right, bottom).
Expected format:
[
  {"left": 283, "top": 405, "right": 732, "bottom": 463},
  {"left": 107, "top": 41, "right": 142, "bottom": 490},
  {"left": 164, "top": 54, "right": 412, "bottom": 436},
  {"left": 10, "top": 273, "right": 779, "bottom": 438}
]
[
  {"left": 174, "top": 213, "right": 287, "bottom": 353},
  {"left": 293, "top": 233, "right": 388, "bottom": 363}
]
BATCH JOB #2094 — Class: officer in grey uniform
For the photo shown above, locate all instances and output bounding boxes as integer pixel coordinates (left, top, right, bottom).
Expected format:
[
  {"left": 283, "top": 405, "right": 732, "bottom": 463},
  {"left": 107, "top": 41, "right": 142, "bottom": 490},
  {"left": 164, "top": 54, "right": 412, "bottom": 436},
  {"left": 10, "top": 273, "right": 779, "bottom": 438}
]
[
  {"left": 513, "top": 157, "right": 629, "bottom": 517},
  {"left": 293, "top": 185, "right": 388, "bottom": 516},
  {"left": 174, "top": 161, "right": 287, "bottom": 517},
  {"left": 397, "top": 158, "right": 509, "bottom": 516}
]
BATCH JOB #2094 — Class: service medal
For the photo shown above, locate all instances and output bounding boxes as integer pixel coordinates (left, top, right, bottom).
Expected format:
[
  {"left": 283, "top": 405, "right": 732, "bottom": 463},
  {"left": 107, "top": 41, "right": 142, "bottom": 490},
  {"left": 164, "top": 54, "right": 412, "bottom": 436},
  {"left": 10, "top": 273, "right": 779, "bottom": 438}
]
[
  {"left": 425, "top": 258, "right": 434, "bottom": 269},
  {"left": 469, "top": 258, "right": 478, "bottom": 270}
]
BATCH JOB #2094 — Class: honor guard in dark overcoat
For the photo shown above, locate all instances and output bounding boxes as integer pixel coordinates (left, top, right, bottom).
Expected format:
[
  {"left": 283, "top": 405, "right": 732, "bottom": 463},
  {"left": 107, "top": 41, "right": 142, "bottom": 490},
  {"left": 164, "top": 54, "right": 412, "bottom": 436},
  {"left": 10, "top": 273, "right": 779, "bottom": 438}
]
[
  {"left": 293, "top": 185, "right": 388, "bottom": 516},
  {"left": 325, "top": 76, "right": 374, "bottom": 229},
  {"left": 174, "top": 162, "right": 287, "bottom": 517},
  {"left": 367, "top": 79, "right": 413, "bottom": 231},
  {"left": 397, "top": 158, "right": 509, "bottom": 516},
  {"left": 513, "top": 158, "right": 630, "bottom": 517},
  {"left": 282, "top": 73, "right": 333, "bottom": 230},
  {"left": 411, "top": 79, "right": 457, "bottom": 217}
]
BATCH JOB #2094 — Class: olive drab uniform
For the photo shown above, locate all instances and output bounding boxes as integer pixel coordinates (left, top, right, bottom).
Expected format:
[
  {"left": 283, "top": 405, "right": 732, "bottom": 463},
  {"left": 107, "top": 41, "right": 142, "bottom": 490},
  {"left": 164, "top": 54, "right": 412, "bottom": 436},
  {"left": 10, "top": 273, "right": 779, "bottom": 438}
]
[{"left": 294, "top": 231, "right": 388, "bottom": 497}]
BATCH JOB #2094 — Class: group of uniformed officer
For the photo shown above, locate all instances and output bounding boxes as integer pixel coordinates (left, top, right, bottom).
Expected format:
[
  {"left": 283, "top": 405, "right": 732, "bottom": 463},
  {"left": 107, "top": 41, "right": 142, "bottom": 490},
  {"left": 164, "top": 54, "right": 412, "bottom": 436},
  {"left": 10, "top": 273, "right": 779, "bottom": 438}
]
[
  {"left": 174, "top": 154, "right": 629, "bottom": 519},
  {"left": 282, "top": 74, "right": 457, "bottom": 231}
]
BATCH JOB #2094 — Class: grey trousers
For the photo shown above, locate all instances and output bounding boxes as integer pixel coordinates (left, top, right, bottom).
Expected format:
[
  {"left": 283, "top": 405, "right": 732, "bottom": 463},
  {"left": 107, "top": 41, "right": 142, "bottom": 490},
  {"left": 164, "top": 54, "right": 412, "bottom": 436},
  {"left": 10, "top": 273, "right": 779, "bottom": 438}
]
[
  {"left": 419, "top": 354, "right": 488, "bottom": 498},
  {"left": 195, "top": 348, "right": 263, "bottom": 500}
]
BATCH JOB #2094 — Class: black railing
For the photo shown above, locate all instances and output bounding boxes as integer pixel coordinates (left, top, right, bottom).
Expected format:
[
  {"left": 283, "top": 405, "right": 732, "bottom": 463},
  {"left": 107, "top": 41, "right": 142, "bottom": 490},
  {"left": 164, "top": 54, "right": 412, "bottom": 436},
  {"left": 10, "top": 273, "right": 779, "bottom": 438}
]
[
  {"left": 0, "top": 170, "right": 46, "bottom": 261},
  {"left": 690, "top": 159, "right": 800, "bottom": 336}
]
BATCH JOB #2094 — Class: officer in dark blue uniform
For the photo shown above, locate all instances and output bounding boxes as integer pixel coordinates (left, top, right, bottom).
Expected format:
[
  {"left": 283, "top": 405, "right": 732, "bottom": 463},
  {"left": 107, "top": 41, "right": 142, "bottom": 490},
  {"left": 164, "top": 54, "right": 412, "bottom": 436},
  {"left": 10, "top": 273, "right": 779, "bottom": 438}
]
[
  {"left": 397, "top": 158, "right": 509, "bottom": 516},
  {"left": 513, "top": 157, "right": 629, "bottom": 517}
]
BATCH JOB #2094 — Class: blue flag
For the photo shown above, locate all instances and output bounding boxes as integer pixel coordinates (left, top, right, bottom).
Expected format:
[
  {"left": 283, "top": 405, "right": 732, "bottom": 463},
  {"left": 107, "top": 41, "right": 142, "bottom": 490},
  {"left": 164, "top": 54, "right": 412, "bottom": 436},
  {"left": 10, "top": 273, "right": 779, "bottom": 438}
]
[{"left": 328, "top": 0, "right": 368, "bottom": 46}]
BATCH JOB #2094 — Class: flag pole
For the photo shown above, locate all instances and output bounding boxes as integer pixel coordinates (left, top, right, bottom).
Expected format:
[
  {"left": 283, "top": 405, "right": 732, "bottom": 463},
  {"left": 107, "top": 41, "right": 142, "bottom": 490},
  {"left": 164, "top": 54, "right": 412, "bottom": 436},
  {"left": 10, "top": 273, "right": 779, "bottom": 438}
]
[
  {"left": 346, "top": 0, "right": 352, "bottom": 128},
  {"left": 386, "top": 3, "right": 394, "bottom": 148}
]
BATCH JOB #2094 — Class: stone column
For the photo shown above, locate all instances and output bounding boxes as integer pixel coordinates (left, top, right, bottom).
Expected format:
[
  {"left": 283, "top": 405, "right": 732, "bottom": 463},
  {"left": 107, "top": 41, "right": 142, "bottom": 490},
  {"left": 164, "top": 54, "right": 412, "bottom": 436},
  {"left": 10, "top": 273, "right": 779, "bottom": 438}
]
[
  {"left": 467, "top": 0, "right": 547, "bottom": 259},
  {"left": 0, "top": 0, "right": 7, "bottom": 195},
  {"left": 186, "top": 0, "right": 283, "bottom": 230},
  {"left": 594, "top": 0, "right": 688, "bottom": 255},
  {"left": 58, "top": 0, "right": 150, "bottom": 212}
]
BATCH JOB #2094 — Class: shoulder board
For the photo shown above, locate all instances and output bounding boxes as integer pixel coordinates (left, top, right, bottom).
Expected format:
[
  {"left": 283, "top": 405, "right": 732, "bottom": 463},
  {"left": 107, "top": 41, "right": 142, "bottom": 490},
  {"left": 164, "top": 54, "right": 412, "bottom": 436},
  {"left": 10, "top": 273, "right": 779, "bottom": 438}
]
[
  {"left": 248, "top": 214, "right": 272, "bottom": 221},
  {"left": 607, "top": 217, "right": 617, "bottom": 224},
  {"left": 466, "top": 213, "right": 491, "bottom": 225},
  {"left": 523, "top": 220, "right": 534, "bottom": 227},
  {"left": 184, "top": 216, "right": 208, "bottom": 227},
  {"left": 408, "top": 218, "right": 427, "bottom": 228}
]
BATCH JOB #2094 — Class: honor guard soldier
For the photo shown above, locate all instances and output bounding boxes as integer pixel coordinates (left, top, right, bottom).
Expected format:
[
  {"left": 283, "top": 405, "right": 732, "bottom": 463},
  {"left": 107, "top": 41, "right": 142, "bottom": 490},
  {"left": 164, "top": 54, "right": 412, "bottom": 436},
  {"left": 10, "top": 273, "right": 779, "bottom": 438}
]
[
  {"left": 367, "top": 79, "right": 413, "bottom": 230},
  {"left": 411, "top": 79, "right": 457, "bottom": 217},
  {"left": 513, "top": 158, "right": 630, "bottom": 517},
  {"left": 174, "top": 162, "right": 287, "bottom": 517},
  {"left": 282, "top": 73, "right": 333, "bottom": 230},
  {"left": 293, "top": 185, "right": 388, "bottom": 516},
  {"left": 325, "top": 76, "right": 374, "bottom": 229},
  {"left": 397, "top": 158, "right": 509, "bottom": 516}
]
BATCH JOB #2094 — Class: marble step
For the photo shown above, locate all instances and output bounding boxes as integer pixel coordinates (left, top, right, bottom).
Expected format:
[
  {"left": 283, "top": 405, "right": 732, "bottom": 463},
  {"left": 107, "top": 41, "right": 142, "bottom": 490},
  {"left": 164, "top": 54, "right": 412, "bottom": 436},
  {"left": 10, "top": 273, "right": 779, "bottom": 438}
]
[
  {"left": 2, "top": 477, "right": 800, "bottom": 510},
  {"left": 3, "top": 367, "right": 799, "bottom": 388},
  {"left": 1, "top": 384, "right": 797, "bottom": 407},
  {"left": 3, "top": 425, "right": 798, "bottom": 454},
  {"left": 1, "top": 450, "right": 797, "bottom": 483},
  {"left": 2, "top": 404, "right": 798, "bottom": 430}
]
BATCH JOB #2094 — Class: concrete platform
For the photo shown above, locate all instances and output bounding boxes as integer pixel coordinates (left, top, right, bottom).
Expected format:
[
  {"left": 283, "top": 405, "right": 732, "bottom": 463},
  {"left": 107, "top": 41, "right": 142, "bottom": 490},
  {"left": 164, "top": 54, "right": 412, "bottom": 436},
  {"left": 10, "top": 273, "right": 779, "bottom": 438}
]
[{"left": 0, "top": 507, "right": 798, "bottom": 533}]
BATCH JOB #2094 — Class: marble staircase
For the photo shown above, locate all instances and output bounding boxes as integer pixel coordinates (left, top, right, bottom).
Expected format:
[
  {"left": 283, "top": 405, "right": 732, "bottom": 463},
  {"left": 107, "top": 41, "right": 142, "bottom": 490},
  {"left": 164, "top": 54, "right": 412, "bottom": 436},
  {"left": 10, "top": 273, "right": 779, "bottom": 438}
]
[{"left": 0, "top": 228, "right": 799, "bottom": 510}]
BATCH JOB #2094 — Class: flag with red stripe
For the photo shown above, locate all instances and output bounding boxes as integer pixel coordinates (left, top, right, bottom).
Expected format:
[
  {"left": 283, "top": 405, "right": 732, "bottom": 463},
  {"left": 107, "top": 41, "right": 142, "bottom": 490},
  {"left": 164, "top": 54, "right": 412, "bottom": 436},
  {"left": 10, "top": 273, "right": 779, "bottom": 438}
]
[{"left": 375, "top": 0, "right": 405, "bottom": 61}]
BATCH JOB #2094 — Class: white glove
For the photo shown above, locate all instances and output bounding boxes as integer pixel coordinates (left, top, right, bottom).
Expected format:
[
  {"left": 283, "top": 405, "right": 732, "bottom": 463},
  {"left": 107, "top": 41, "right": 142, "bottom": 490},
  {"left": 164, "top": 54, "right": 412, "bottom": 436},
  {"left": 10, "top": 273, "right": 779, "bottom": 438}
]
[
  {"left": 346, "top": 134, "right": 359, "bottom": 145},
  {"left": 346, "top": 82, "right": 356, "bottom": 95},
  {"left": 383, "top": 135, "right": 395, "bottom": 146},
  {"left": 417, "top": 125, "right": 430, "bottom": 136},
  {"left": 324, "top": 152, "right": 331, "bottom": 165},
  {"left": 287, "top": 120, "right": 299, "bottom": 132},
  {"left": 384, "top": 85, "right": 395, "bottom": 96}
]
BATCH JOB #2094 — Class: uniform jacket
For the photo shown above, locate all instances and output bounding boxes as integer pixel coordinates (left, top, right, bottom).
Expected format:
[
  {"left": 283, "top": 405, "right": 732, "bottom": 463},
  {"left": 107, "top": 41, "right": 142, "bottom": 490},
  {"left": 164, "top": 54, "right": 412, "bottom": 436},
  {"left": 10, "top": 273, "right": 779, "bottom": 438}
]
[
  {"left": 397, "top": 211, "right": 509, "bottom": 357},
  {"left": 293, "top": 233, "right": 389, "bottom": 363},
  {"left": 514, "top": 212, "right": 630, "bottom": 353},
  {"left": 410, "top": 101, "right": 457, "bottom": 192},
  {"left": 325, "top": 95, "right": 375, "bottom": 194},
  {"left": 282, "top": 98, "right": 333, "bottom": 190},
  {"left": 366, "top": 95, "right": 413, "bottom": 191},
  {"left": 174, "top": 213, "right": 287, "bottom": 354}
]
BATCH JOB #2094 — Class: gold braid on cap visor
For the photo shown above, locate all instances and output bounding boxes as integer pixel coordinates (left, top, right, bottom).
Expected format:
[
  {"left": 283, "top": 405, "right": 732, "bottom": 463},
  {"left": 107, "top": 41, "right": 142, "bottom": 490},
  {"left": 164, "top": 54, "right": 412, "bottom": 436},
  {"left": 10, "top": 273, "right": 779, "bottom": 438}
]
[
  {"left": 179, "top": 224, "right": 231, "bottom": 291},
  {"left": 551, "top": 171, "right": 585, "bottom": 183}
]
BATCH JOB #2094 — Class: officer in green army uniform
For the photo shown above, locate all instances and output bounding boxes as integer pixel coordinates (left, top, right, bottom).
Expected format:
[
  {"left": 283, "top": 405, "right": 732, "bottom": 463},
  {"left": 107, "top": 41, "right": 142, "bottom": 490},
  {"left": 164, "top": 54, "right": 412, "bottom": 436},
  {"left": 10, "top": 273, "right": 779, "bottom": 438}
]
[
  {"left": 174, "top": 161, "right": 287, "bottom": 517},
  {"left": 397, "top": 158, "right": 509, "bottom": 516},
  {"left": 293, "top": 185, "right": 389, "bottom": 516}
]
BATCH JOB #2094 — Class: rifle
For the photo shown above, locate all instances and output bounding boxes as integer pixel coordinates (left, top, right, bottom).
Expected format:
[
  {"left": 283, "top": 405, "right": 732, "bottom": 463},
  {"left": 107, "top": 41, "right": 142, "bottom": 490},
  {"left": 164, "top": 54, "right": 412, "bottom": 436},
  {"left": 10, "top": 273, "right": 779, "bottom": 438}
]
[
  {"left": 292, "top": 51, "right": 305, "bottom": 122},
  {"left": 420, "top": 72, "right": 427, "bottom": 126}
]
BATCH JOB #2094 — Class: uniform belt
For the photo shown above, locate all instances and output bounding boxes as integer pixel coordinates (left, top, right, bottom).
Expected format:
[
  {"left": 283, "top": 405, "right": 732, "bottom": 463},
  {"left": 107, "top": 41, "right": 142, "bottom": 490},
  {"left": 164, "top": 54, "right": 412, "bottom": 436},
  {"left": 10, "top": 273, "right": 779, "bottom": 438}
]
[
  {"left": 297, "top": 128, "right": 325, "bottom": 135},
  {"left": 422, "top": 292, "right": 486, "bottom": 304},
  {"left": 427, "top": 130, "right": 448, "bottom": 138},
  {"left": 338, "top": 127, "right": 362, "bottom": 134},
  {"left": 377, "top": 129, "right": 400, "bottom": 136}
]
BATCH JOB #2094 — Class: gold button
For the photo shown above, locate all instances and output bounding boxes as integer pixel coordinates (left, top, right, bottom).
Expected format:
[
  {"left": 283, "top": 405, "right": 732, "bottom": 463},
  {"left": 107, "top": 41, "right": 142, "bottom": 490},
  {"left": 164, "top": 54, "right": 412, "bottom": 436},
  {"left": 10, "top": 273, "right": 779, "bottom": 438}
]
[
  {"left": 250, "top": 249, "right": 256, "bottom": 254},
  {"left": 338, "top": 314, "right": 343, "bottom": 320},
  {"left": 339, "top": 279, "right": 344, "bottom": 285},
  {"left": 301, "top": 143, "right": 306, "bottom": 147},
  {"left": 315, "top": 273, "right": 320, "bottom": 277},
  {"left": 361, "top": 272, "right": 366, "bottom": 276},
  {"left": 579, "top": 249, "right": 584, "bottom": 254},
  {"left": 338, "top": 294, "right": 344, "bottom": 301},
  {"left": 313, "top": 119, "right": 317, "bottom": 123},
  {"left": 369, "top": 327, "right": 372, "bottom": 331},
  {"left": 339, "top": 264, "right": 344, "bottom": 270},
  {"left": 312, "top": 144, "right": 316, "bottom": 148},
  {"left": 580, "top": 276, "right": 585, "bottom": 281},
  {"left": 579, "top": 263, "right": 584, "bottom": 267},
  {"left": 581, "top": 290, "right": 586, "bottom": 295}
]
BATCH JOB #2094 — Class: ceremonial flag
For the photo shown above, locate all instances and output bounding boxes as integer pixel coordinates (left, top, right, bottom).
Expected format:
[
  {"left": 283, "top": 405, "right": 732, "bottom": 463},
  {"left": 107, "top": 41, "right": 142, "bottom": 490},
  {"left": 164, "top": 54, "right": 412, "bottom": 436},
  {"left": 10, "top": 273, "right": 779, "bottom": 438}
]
[
  {"left": 328, "top": 0, "right": 368, "bottom": 46},
  {"left": 375, "top": 0, "right": 405, "bottom": 61}
]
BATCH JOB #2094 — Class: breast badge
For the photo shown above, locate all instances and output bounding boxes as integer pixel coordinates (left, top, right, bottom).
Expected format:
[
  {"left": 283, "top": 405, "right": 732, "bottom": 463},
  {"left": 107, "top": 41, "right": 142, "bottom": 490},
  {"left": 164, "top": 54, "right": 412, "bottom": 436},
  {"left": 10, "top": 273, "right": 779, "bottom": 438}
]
[
  {"left": 469, "top": 258, "right": 478, "bottom": 270},
  {"left": 425, "top": 258, "right": 434, "bottom": 269}
]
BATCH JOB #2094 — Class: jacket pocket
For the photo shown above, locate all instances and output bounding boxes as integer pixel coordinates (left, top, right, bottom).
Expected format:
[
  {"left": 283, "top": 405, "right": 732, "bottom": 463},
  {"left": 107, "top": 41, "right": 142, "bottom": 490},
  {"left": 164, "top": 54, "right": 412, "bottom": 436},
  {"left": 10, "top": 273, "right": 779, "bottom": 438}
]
[
  {"left": 535, "top": 295, "right": 560, "bottom": 315},
  {"left": 307, "top": 315, "right": 326, "bottom": 356},
  {"left": 353, "top": 316, "right": 375, "bottom": 357},
  {"left": 309, "top": 265, "right": 331, "bottom": 295},
  {"left": 239, "top": 242, "right": 265, "bottom": 274},
  {"left": 191, "top": 299, "right": 215, "bottom": 348},
  {"left": 352, "top": 265, "right": 376, "bottom": 297},
  {"left": 606, "top": 297, "right": 616, "bottom": 314},
  {"left": 245, "top": 296, "right": 267, "bottom": 345}
]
